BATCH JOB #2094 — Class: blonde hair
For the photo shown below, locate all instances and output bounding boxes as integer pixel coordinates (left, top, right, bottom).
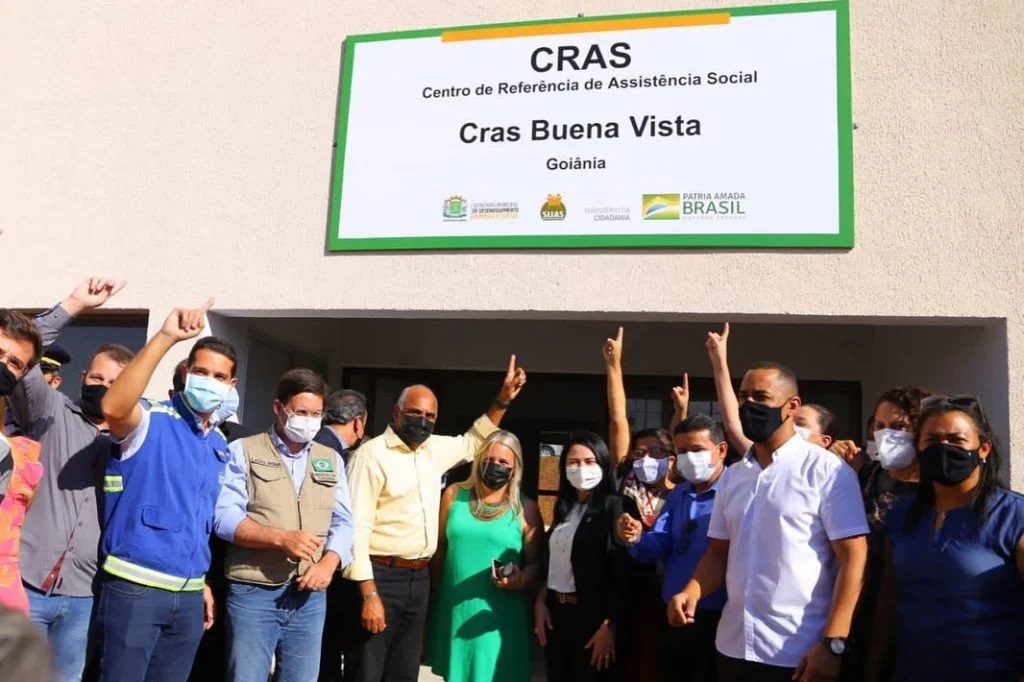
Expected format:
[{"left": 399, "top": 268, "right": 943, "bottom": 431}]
[{"left": 461, "top": 429, "right": 524, "bottom": 519}]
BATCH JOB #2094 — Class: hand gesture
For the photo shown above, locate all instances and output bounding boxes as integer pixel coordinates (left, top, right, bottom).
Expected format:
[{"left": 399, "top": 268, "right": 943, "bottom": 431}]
[
  {"left": 278, "top": 529, "right": 322, "bottom": 562},
  {"left": 534, "top": 599, "right": 553, "bottom": 647},
  {"left": 793, "top": 642, "right": 840, "bottom": 682},
  {"left": 585, "top": 622, "right": 616, "bottom": 671},
  {"left": 602, "top": 327, "right": 624, "bottom": 368},
  {"left": 497, "top": 354, "right": 527, "bottom": 403},
  {"left": 616, "top": 513, "right": 642, "bottom": 545},
  {"left": 667, "top": 590, "right": 697, "bottom": 627},
  {"left": 671, "top": 373, "right": 690, "bottom": 418},
  {"left": 158, "top": 298, "right": 214, "bottom": 343},
  {"left": 706, "top": 323, "right": 730, "bottom": 367},
  {"left": 68, "top": 278, "right": 126, "bottom": 310}
]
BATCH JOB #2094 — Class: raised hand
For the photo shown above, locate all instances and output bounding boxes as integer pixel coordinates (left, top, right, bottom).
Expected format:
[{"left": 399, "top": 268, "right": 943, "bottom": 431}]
[
  {"left": 706, "top": 322, "right": 730, "bottom": 366},
  {"left": 603, "top": 326, "right": 623, "bottom": 368},
  {"left": 671, "top": 373, "right": 690, "bottom": 417},
  {"left": 66, "top": 277, "right": 127, "bottom": 312},
  {"left": 497, "top": 354, "right": 527, "bottom": 403},
  {"left": 158, "top": 298, "right": 214, "bottom": 343}
]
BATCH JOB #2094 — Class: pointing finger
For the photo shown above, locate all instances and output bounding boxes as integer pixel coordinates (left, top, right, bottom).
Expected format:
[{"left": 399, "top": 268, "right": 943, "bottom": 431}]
[
  {"left": 683, "top": 372, "right": 689, "bottom": 392},
  {"left": 722, "top": 322, "right": 730, "bottom": 338},
  {"left": 615, "top": 326, "right": 623, "bottom": 343},
  {"left": 200, "top": 297, "right": 215, "bottom": 313},
  {"left": 507, "top": 354, "right": 516, "bottom": 374}
]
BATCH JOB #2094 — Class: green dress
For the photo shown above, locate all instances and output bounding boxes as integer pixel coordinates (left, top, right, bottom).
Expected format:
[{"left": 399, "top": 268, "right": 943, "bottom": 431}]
[{"left": 426, "top": 487, "right": 530, "bottom": 682}]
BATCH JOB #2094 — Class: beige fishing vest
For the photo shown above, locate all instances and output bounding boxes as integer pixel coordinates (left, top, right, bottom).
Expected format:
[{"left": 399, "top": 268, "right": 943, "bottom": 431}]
[{"left": 224, "top": 432, "right": 337, "bottom": 585}]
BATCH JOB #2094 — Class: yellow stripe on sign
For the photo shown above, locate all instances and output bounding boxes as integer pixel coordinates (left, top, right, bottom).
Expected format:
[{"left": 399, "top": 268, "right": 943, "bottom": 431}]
[{"left": 441, "top": 13, "right": 730, "bottom": 43}]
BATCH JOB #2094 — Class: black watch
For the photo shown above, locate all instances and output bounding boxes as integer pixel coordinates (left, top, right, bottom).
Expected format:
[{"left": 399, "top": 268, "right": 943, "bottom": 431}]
[
  {"left": 823, "top": 637, "right": 847, "bottom": 656},
  {"left": 493, "top": 397, "right": 511, "bottom": 409}
]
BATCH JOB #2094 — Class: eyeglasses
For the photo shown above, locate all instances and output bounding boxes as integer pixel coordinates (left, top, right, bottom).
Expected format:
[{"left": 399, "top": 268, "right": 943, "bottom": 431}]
[
  {"left": 287, "top": 408, "right": 324, "bottom": 419},
  {"left": 631, "top": 447, "right": 673, "bottom": 459}
]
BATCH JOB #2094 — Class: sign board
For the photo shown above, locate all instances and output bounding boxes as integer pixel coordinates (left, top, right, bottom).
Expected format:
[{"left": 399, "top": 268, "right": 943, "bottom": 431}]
[{"left": 328, "top": 1, "right": 853, "bottom": 251}]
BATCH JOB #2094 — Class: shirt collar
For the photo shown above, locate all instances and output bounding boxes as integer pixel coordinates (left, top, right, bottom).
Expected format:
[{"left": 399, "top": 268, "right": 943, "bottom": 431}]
[
  {"left": 742, "top": 432, "right": 805, "bottom": 469},
  {"left": 269, "top": 426, "right": 313, "bottom": 459},
  {"left": 318, "top": 425, "right": 347, "bottom": 452},
  {"left": 681, "top": 471, "right": 723, "bottom": 497},
  {"left": 171, "top": 394, "right": 222, "bottom": 434}
]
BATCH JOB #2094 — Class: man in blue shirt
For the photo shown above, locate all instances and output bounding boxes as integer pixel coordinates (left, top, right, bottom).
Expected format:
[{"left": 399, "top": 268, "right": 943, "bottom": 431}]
[
  {"left": 214, "top": 368, "right": 355, "bottom": 681},
  {"left": 617, "top": 415, "right": 728, "bottom": 682},
  {"left": 99, "top": 298, "right": 234, "bottom": 681}
]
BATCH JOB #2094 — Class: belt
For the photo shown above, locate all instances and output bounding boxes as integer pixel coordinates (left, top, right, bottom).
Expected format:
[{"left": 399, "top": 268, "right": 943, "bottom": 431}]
[
  {"left": 550, "top": 590, "right": 578, "bottom": 605},
  {"left": 370, "top": 555, "right": 431, "bottom": 571}
]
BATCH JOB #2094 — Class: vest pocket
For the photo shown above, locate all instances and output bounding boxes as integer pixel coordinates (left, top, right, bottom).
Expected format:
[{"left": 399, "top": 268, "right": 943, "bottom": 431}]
[
  {"left": 142, "top": 504, "right": 184, "bottom": 533},
  {"left": 309, "top": 473, "right": 337, "bottom": 509},
  {"left": 250, "top": 463, "right": 286, "bottom": 483}
]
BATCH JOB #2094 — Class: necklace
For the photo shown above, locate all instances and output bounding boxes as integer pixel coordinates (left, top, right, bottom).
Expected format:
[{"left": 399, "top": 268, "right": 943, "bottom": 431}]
[{"left": 470, "top": 488, "right": 509, "bottom": 521}]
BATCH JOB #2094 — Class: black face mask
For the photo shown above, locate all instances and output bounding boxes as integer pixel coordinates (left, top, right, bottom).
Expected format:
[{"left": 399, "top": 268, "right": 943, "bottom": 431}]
[
  {"left": 79, "top": 383, "right": 108, "bottom": 423},
  {"left": 395, "top": 415, "right": 434, "bottom": 448},
  {"left": 480, "top": 461, "right": 513, "bottom": 490},
  {"left": 0, "top": 365, "right": 19, "bottom": 397},
  {"left": 739, "top": 401, "right": 786, "bottom": 443},
  {"left": 918, "top": 443, "right": 980, "bottom": 486}
]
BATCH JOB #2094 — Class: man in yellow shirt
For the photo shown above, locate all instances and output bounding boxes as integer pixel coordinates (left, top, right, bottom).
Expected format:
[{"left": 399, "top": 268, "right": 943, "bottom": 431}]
[{"left": 341, "top": 355, "right": 527, "bottom": 682}]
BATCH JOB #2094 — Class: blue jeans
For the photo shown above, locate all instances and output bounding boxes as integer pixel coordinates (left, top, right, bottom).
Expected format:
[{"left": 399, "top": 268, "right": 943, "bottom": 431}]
[
  {"left": 226, "top": 580, "right": 327, "bottom": 682},
  {"left": 25, "top": 584, "right": 95, "bottom": 682},
  {"left": 97, "top": 577, "right": 205, "bottom": 682}
]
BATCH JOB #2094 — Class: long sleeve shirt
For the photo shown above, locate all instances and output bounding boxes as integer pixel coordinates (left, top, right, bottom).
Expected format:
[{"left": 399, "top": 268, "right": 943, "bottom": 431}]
[
  {"left": 342, "top": 415, "right": 497, "bottom": 581},
  {"left": 11, "top": 305, "right": 111, "bottom": 596},
  {"left": 214, "top": 428, "right": 355, "bottom": 568}
]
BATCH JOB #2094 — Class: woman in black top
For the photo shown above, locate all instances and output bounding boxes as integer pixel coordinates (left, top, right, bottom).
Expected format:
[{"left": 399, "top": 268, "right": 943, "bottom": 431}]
[{"left": 534, "top": 430, "right": 639, "bottom": 681}]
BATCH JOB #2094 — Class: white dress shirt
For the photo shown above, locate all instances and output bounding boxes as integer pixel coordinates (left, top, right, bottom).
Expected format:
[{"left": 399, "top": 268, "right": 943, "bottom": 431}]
[
  {"left": 546, "top": 504, "right": 586, "bottom": 593},
  {"left": 708, "top": 434, "right": 868, "bottom": 668}
]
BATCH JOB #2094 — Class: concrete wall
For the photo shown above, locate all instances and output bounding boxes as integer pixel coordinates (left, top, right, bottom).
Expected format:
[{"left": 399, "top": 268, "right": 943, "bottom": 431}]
[{"left": 2, "top": 1, "right": 1021, "bottom": 485}]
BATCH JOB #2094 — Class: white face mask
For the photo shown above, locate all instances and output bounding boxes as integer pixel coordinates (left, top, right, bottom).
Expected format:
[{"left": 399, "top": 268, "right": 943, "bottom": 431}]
[
  {"left": 676, "top": 450, "right": 718, "bottom": 483},
  {"left": 283, "top": 412, "right": 322, "bottom": 444},
  {"left": 870, "top": 428, "right": 915, "bottom": 470},
  {"left": 565, "top": 463, "right": 603, "bottom": 491},
  {"left": 632, "top": 455, "right": 667, "bottom": 484},
  {"left": 794, "top": 425, "right": 812, "bottom": 440}
]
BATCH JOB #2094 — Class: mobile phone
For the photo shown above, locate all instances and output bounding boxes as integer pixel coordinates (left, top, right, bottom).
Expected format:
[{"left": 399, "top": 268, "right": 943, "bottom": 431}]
[
  {"left": 492, "top": 559, "right": 515, "bottom": 580},
  {"left": 491, "top": 559, "right": 503, "bottom": 580}
]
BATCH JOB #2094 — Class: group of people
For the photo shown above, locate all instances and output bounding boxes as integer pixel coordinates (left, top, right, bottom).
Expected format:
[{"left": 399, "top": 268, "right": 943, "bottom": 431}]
[{"left": 0, "top": 279, "right": 1021, "bottom": 682}]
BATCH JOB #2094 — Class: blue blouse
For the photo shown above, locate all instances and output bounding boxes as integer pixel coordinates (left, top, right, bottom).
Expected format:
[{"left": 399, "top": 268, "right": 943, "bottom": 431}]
[{"left": 887, "top": 487, "right": 1024, "bottom": 681}]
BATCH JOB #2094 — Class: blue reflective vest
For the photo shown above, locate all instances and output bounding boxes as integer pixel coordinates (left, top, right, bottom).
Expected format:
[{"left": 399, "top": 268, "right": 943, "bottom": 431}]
[{"left": 101, "top": 394, "right": 229, "bottom": 591}]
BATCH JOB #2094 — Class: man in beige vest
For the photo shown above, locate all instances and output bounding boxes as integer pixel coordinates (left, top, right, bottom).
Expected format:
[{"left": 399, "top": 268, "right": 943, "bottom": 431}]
[{"left": 214, "top": 368, "right": 353, "bottom": 682}]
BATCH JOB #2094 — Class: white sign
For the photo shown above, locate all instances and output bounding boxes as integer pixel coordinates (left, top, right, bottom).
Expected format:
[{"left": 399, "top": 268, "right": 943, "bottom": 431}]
[{"left": 328, "top": 2, "right": 853, "bottom": 250}]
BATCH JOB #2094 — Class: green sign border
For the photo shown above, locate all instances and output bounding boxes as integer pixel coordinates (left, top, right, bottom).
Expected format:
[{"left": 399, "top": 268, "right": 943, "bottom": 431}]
[{"left": 327, "top": 0, "right": 853, "bottom": 252}]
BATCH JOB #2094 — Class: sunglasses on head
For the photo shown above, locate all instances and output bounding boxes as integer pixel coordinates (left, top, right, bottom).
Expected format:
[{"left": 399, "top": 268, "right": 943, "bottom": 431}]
[{"left": 921, "top": 394, "right": 988, "bottom": 422}]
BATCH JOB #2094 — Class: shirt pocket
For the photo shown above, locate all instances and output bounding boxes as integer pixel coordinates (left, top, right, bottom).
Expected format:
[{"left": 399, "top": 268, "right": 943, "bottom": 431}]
[{"left": 141, "top": 504, "right": 183, "bottom": 533}]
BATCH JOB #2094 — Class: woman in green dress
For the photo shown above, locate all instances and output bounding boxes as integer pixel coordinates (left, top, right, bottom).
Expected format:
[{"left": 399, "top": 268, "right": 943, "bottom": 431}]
[{"left": 426, "top": 430, "right": 543, "bottom": 682}]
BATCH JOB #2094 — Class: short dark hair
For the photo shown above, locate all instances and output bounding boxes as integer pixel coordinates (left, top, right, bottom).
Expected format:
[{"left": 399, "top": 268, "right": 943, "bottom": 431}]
[
  {"left": 804, "top": 403, "right": 837, "bottom": 437},
  {"left": 674, "top": 415, "right": 726, "bottom": 444},
  {"left": 871, "top": 385, "right": 935, "bottom": 435},
  {"left": 323, "top": 389, "right": 367, "bottom": 425},
  {"left": 276, "top": 368, "right": 328, "bottom": 404},
  {"left": 171, "top": 359, "right": 188, "bottom": 393},
  {"left": 0, "top": 310, "right": 43, "bottom": 367},
  {"left": 187, "top": 337, "right": 238, "bottom": 377},
  {"left": 748, "top": 360, "right": 799, "bottom": 394},
  {"left": 90, "top": 343, "right": 135, "bottom": 368}
]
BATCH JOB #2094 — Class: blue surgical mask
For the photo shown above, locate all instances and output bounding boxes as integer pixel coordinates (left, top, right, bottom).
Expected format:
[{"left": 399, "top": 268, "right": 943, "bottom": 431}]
[
  {"left": 632, "top": 455, "right": 668, "bottom": 485},
  {"left": 215, "top": 386, "right": 240, "bottom": 423},
  {"left": 183, "top": 373, "right": 231, "bottom": 414}
]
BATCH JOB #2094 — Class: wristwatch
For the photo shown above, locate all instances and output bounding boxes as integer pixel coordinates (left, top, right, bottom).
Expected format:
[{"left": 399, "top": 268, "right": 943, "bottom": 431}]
[{"left": 823, "top": 636, "right": 847, "bottom": 656}]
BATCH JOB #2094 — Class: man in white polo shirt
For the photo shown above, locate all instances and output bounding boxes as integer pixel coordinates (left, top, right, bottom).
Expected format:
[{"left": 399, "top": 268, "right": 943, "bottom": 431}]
[{"left": 668, "top": 361, "right": 868, "bottom": 682}]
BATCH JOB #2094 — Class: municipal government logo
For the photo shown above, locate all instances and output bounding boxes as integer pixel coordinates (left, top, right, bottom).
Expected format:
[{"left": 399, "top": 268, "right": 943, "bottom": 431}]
[
  {"left": 541, "top": 194, "right": 567, "bottom": 221},
  {"left": 442, "top": 195, "right": 468, "bottom": 221},
  {"left": 642, "top": 194, "right": 680, "bottom": 220}
]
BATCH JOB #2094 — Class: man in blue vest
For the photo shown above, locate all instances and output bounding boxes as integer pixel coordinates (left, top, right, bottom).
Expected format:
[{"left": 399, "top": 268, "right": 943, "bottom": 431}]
[{"left": 98, "top": 298, "right": 233, "bottom": 681}]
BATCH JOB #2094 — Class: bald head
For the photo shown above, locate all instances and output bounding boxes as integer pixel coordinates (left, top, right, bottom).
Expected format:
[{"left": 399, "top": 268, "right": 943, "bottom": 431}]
[
  {"left": 396, "top": 384, "right": 437, "bottom": 412},
  {"left": 392, "top": 384, "right": 439, "bottom": 450}
]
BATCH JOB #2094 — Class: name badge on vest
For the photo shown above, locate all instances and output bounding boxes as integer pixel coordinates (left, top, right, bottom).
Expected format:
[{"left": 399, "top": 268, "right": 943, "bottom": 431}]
[{"left": 311, "top": 457, "right": 337, "bottom": 484}]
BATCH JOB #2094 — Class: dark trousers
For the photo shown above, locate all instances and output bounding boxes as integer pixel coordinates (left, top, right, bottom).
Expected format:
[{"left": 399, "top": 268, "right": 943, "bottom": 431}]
[
  {"left": 97, "top": 578, "right": 204, "bottom": 682},
  {"left": 661, "top": 609, "right": 722, "bottom": 682},
  {"left": 544, "top": 596, "right": 621, "bottom": 682},
  {"left": 319, "top": 576, "right": 365, "bottom": 681},
  {"left": 342, "top": 564, "right": 429, "bottom": 682},
  {"left": 717, "top": 654, "right": 795, "bottom": 682}
]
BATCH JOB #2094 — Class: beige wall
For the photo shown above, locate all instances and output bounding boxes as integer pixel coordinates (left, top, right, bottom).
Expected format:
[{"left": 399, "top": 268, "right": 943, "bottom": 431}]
[{"left": 2, "top": 1, "right": 1021, "bottom": 485}]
